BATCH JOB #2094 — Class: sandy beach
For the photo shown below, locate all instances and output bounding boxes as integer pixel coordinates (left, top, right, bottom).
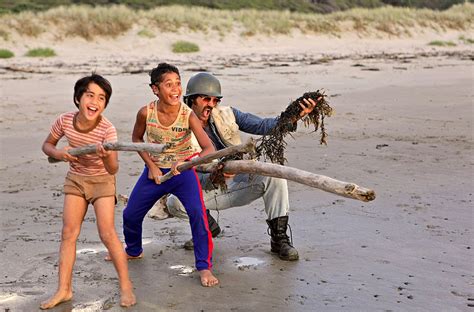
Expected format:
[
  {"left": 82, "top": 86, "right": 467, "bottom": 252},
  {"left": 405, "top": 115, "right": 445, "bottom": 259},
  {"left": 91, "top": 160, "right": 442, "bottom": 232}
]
[{"left": 0, "top": 28, "right": 473, "bottom": 311}]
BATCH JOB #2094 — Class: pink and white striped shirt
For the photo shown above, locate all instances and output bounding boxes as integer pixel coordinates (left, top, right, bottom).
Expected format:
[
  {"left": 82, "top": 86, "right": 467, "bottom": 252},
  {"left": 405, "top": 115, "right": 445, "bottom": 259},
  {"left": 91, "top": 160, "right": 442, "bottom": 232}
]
[{"left": 50, "top": 111, "right": 117, "bottom": 176}]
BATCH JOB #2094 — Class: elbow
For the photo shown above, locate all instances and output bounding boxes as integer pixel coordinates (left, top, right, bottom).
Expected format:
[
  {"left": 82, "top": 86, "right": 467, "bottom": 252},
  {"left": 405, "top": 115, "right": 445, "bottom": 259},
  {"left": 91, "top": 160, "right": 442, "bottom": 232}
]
[
  {"left": 108, "top": 165, "right": 119, "bottom": 175},
  {"left": 205, "top": 143, "right": 215, "bottom": 154},
  {"left": 203, "top": 145, "right": 215, "bottom": 156},
  {"left": 42, "top": 143, "right": 52, "bottom": 157},
  {"left": 105, "top": 159, "right": 119, "bottom": 175}
]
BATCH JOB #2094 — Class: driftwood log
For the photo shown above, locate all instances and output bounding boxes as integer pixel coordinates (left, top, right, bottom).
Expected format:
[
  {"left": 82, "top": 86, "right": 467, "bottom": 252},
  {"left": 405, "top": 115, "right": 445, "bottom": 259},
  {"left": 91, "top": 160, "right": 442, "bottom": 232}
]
[
  {"left": 197, "top": 160, "right": 376, "bottom": 202},
  {"left": 158, "top": 138, "right": 256, "bottom": 184},
  {"left": 48, "top": 142, "right": 168, "bottom": 163}
]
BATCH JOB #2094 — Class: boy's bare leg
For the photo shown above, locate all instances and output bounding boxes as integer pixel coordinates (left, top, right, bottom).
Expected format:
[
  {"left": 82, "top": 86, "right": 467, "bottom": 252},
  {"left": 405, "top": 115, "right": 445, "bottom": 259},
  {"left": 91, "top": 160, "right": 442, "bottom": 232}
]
[
  {"left": 94, "top": 197, "right": 136, "bottom": 307},
  {"left": 199, "top": 270, "right": 219, "bottom": 287},
  {"left": 40, "top": 195, "right": 88, "bottom": 309}
]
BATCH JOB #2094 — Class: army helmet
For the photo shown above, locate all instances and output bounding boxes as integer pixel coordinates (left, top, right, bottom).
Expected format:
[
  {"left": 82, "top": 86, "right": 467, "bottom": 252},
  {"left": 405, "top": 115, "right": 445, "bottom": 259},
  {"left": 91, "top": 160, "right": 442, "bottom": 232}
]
[{"left": 185, "top": 72, "right": 222, "bottom": 98}]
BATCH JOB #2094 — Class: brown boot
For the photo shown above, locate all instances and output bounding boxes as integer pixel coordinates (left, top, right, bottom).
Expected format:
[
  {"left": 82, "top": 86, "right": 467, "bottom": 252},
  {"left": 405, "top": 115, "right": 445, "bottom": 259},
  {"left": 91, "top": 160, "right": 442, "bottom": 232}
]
[{"left": 266, "top": 216, "right": 299, "bottom": 261}]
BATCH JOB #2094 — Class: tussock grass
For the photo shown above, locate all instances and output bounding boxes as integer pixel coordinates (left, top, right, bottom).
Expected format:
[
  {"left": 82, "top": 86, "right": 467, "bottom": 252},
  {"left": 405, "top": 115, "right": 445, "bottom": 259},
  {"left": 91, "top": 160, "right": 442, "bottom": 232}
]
[
  {"left": 25, "top": 48, "right": 56, "bottom": 57},
  {"left": 428, "top": 40, "right": 457, "bottom": 46},
  {"left": 43, "top": 5, "right": 134, "bottom": 40},
  {"left": 2, "top": 11, "right": 44, "bottom": 37},
  {"left": 142, "top": 5, "right": 233, "bottom": 34},
  {"left": 0, "top": 3, "right": 472, "bottom": 40},
  {"left": 0, "top": 30, "right": 9, "bottom": 40},
  {"left": 137, "top": 29, "right": 155, "bottom": 38},
  {"left": 459, "top": 35, "right": 474, "bottom": 44},
  {"left": 0, "top": 49, "right": 14, "bottom": 58},
  {"left": 172, "top": 40, "right": 199, "bottom": 53}
]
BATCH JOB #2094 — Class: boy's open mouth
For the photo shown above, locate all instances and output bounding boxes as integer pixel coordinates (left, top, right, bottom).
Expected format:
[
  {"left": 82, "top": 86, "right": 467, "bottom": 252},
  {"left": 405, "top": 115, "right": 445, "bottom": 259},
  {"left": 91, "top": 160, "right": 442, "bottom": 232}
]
[{"left": 87, "top": 106, "right": 98, "bottom": 115}]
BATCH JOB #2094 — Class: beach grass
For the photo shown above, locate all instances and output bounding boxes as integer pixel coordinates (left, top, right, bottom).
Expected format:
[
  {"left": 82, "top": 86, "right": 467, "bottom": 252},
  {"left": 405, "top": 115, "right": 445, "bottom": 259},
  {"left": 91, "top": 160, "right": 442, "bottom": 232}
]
[
  {"left": 459, "top": 35, "right": 474, "bottom": 44},
  {"left": 428, "top": 40, "right": 457, "bottom": 46},
  {"left": 0, "top": 0, "right": 466, "bottom": 14},
  {"left": 172, "top": 40, "right": 200, "bottom": 53},
  {"left": 137, "top": 29, "right": 155, "bottom": 38},
  {"left": 0, "top": 3, "right": 472, "bottom": 40},
  {"left": 0, "top": 48, "right": 14, "bottom": 58},
  {"left": 25, "top": 48, "right": 56, "bottom": 57},
  {"left": 0, "top": 29, "right": 9, "bottom": 40}
]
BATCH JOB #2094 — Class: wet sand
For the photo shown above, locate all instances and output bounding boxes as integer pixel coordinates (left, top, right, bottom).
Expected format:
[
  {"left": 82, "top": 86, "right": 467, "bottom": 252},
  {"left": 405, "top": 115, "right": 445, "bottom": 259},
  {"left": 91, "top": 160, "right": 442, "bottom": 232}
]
[{"left": 0, "top": 33, "right": 473, "bottom": 311}]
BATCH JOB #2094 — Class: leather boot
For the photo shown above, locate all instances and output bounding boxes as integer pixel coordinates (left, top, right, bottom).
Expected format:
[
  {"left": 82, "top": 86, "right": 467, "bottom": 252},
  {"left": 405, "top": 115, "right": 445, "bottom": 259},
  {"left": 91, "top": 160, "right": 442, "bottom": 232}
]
[
  {"left": 207, "top": 209, "right": 221, "bottom": 238},
  {"left": 184, "top": 210, "right": 220, "bottom": 250},
  {"left": 266, "top": 216, "right": 299, "bottom": 261}
]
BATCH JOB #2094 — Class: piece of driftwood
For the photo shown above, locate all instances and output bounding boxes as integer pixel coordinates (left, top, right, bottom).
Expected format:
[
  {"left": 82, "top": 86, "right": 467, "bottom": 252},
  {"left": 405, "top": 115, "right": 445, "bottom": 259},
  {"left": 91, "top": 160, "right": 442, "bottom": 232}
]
[
  {"left": 197, "top": 160, "right": 376, "bottom": 202},
  {"left": 1, "top": 65, "right": 52, "bottom": 74},
  {"left": 158, "top": 138, "right": 256, "bottom": 184},
  {"left": 48, "top": 142, "right": 168, "bottom": 163}
]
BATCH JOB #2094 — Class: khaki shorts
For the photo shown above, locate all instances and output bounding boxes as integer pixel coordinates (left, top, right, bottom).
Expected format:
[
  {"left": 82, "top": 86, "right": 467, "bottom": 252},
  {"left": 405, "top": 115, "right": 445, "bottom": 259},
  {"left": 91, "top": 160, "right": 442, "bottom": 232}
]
[{"left": 64, "top": 172, "right": 116, "bottom": 204}]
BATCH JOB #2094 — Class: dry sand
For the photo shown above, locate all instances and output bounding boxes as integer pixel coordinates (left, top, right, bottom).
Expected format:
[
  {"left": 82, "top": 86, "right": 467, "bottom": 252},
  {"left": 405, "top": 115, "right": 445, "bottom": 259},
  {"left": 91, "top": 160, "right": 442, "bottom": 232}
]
[{"left": 0, "top": 30, "right": 473, "bottom": 311}]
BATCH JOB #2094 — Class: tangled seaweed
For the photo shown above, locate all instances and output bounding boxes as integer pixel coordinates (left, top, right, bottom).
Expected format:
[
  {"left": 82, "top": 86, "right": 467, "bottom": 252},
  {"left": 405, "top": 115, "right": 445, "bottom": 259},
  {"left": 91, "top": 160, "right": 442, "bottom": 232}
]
[
  {"left": 210, "top": 90, "right": 333, "bottom": 191},
  {"left": 255, "top": 90, "right": 333, "bottom": 165}
]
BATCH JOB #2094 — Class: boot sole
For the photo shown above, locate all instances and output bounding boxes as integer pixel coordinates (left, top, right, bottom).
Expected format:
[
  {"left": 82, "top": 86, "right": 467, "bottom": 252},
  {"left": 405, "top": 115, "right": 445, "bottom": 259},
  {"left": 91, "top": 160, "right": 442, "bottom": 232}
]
[
  {"left": 270, "top": 249, "right": 299, "bottom": 261},
  {"left": 280, "top": 254, "right": 299, "bottom": 261}
]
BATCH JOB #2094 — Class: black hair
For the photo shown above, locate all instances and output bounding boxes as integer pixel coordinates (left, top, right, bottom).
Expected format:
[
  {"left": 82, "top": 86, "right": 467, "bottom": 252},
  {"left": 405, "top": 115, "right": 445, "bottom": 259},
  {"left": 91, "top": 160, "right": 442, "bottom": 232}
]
[
  {"left": 73, "top": 73, "right": 112, "bottom": 108},
  {"left": 149, "top": 63, "right": 180, "bottom": 87},
  {"left": 184, "top": 94, "right": 199, "bottom": 107}
]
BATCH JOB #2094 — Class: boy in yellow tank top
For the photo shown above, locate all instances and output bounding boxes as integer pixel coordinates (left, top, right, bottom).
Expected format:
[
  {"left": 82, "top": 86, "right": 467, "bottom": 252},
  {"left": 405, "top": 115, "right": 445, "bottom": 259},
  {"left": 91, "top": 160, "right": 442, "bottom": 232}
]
[{"left": 122, "top": 63, "right": 218, "bottom": 287}]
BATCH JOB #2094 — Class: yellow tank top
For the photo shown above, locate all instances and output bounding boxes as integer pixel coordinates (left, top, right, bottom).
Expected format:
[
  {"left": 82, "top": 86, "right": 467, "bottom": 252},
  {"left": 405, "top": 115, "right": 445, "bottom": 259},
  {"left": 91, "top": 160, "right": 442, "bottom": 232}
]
[{"left": 146, "top": 100, "right": 195, "bottom": 168}]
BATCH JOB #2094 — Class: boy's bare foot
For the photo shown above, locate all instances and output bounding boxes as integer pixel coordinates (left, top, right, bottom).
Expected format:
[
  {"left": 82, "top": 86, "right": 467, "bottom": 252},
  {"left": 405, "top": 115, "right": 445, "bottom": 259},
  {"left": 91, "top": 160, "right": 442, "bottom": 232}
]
[
  {"left": 39, "top": 290, "right": 73, "bottom": 310},
  {"left": 199, "top": 270, "right": 219, "bottom": 287},
  {"left": 120, "top": 287, "right": 136, "bottom": 307},
  {"left": 104, "top": 252, "right": 143, "bottom": 261}
]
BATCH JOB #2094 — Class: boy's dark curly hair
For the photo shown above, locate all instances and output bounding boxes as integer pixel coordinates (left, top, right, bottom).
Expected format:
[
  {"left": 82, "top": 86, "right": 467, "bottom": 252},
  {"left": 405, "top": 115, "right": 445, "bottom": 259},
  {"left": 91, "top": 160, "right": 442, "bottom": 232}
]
[{"left": 149, "top": 63, "right": 180, "bottom": 86}]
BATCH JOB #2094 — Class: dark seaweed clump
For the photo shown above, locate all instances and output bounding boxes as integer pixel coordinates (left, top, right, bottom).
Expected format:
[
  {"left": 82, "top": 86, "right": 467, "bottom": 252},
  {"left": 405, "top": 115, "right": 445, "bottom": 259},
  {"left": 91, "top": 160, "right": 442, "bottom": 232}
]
[{"left": 255, "top": 90, "right": 333, "bottom": 165}]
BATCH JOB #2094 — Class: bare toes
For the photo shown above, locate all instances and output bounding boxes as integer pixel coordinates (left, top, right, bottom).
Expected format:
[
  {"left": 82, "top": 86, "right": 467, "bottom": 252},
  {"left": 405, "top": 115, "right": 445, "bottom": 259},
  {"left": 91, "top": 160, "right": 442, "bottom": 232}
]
[{"left": 199, "top": 270, "right": 219, "bottom": 287}]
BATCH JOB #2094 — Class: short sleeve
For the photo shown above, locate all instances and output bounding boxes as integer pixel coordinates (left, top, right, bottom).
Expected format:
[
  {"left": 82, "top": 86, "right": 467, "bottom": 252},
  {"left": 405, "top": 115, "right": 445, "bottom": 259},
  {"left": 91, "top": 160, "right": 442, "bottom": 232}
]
[
  {"left": 50, "top": 114, "right": 65, "bottom": 140},
  {"left": 104, "top": 125, "right": 118, "bottom": 143}
]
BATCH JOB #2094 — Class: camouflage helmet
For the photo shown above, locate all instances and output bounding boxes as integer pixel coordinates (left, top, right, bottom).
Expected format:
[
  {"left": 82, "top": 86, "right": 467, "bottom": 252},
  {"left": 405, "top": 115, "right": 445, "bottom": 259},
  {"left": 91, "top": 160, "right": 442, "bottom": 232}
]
[{"left": 185, "top": 72, "right": 222, "bottom": 98}]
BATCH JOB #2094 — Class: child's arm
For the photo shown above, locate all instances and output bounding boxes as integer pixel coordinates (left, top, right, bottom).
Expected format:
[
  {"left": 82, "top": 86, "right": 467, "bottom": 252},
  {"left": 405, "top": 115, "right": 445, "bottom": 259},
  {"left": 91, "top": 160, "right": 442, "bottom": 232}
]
[
  {"left": 169, "top": 112, "right": 215, "bottom": 176},
  {"left": 189, "top": 112, "right": 215, "bottom": 157},
  {"left": 132, "top": 106, "right": 162, "bottom": 183},
  {"left": 96, "top": 144, "right": 118, "bottom": 175},
  {"left": 42, "top": 133, "right": 78, "bottom": 162}
]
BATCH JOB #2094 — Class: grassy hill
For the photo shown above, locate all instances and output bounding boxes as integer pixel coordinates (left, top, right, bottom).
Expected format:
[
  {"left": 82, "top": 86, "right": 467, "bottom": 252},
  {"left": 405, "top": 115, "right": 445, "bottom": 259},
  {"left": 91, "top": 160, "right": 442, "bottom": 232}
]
[
  {"left": 0, "top": 0, "right": 471, "bottom": 14},
  {"left": 0, "top": 2, "right": 472, "bottom": 41}
]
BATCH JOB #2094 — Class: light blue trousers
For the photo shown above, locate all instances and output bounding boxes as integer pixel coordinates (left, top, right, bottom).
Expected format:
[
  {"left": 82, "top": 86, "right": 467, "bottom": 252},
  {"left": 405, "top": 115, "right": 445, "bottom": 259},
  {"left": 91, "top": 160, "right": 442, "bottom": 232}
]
[{"left": 167, "top": 173, "right": 289, "bottom": 221}]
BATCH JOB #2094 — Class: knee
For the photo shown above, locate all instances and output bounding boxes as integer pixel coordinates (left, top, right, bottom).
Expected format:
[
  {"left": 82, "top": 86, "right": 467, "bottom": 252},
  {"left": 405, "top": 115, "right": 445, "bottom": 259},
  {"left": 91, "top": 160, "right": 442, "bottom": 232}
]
[
  {"left": 266, "top": 176, "right": 288, "bottom": 190},
  {"left": 98, "top": 229, "right": 116, "bottom": 245},
  {"left": 166, "top": 196, "right": 188, "bottom": 219},
  {"left": 123, "top": 207, "right": 142, "bottom": 225},
  {"left": 61, "top": 225, "right": 80, "bottom": 242},
  {"left": 166, "top": 195, "right": 179, "bottom": 214}
]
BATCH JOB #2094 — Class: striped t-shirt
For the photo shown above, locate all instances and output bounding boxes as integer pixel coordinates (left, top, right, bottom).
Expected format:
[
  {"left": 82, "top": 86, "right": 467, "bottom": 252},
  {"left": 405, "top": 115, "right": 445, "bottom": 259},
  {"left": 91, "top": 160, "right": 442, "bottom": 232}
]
[{"left": 50, "top": 111, "right": 118, "bottom": 176}]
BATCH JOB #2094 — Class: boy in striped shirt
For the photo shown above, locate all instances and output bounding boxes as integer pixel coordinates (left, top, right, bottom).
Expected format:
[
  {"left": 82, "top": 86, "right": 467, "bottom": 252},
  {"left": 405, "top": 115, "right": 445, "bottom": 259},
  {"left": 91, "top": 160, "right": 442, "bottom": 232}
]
[{"left": 41, "top": 74, "right": 136, "bottom": 309}]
